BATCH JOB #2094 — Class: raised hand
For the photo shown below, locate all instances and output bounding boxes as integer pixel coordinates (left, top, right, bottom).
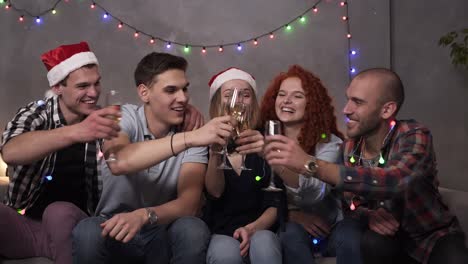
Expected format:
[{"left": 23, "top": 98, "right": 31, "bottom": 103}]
[
  {"left": 235, "top": 129, "right": 265, "bottom": 155},
  {"left": 181, "top": 104, "right": 205, "bottom": 131},
  {"left": 188, "top": 115, "right": 233, "bottom": 147},
  {"left": 74, "top": 106, "right": 121, "bottom": 142},
  {"left": 263, "top": 134, "right": 310, "bottom": 174}
]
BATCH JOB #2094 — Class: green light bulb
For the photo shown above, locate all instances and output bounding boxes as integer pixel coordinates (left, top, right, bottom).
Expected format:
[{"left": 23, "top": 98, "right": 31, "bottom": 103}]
[
  {"left": 379, "top": 154, "right": 385, "bottom": 164},
  {"left": 350, "top": 156, "right": 356, "bottom": 163},
  {"left": 255, "top": 176, "right": 261, "bottom": 181},
  {"left": 300, "top": 16, "right": 306, "bottom": 23}
]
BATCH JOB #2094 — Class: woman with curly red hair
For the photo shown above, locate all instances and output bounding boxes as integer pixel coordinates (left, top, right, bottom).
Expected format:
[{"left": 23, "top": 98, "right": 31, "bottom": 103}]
[{"left": 260, "top": 65, "right": 363, "bottom": 264}]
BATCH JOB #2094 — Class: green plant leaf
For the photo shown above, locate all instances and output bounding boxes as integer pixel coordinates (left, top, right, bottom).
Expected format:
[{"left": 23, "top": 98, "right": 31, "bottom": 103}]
[
  {"left": 440, "top": 28, "right": 468, "bottom": 69},
  {"left": 439, "top": 35, "right": 455, "bottom": 46}
]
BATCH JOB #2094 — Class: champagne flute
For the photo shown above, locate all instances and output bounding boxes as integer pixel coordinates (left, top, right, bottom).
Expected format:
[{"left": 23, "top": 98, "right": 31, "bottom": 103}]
[
  {"left": 236, "top": 103, "right": 251, "bottom": 171},
  {"left": 263, "top": 120, "right": 283, "bottom": 192},
  {"left": 217, "top": 88, "right": 240, "bottom": 170},
  {"left": 105, "top": 89, "right": 122, "bottom": 162}
]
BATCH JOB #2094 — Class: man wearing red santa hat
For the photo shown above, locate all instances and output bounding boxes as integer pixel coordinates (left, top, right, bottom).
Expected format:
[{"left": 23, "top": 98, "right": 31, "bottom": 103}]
[
  {"left": 0, "top": 41, "right": 207, "bottom": 263},
  {"left": 0, "top": 41, "right": 120, "bottom": 263},
  {"left": 0, "top": 42, "right": 201, "bottom": 263}
]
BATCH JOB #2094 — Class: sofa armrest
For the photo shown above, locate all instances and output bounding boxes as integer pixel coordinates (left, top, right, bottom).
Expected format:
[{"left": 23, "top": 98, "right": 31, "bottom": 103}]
[
  {"left": 0, "top": 177, "right": 8, "bottom": 202},
  {"left": 439, "top": 187, "right": 468, "bottom": 239}
]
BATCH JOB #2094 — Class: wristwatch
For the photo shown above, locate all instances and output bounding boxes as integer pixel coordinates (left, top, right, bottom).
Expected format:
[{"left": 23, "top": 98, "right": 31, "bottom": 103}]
[
  {"left": 145, "top": 208, "right": 158, "bottom": 225},
  {"left": 304, "top": 156, "right": 318, "bottom": 177}
]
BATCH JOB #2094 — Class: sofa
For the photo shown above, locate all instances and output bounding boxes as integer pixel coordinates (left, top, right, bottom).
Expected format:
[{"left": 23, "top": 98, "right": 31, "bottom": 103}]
[{"left": 0, "top": 176, "right": 467, "bottom": 264}]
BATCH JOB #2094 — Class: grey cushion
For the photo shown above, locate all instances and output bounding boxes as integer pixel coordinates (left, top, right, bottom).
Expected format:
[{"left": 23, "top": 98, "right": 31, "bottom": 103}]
[
  {"left": 316, "top": 257, "right": 338, "bottom": 264},
  {"left": 0, "top": 258, "right": 53, "bottom": 264},
  {"left": 438, "top": 187, "right": 468, "bottom": 244}
]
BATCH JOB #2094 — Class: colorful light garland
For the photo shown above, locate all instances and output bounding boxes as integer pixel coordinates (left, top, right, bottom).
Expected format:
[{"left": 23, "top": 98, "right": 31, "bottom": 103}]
[{"left": 2, "top": 0, "right": 356, "bottom": 78}]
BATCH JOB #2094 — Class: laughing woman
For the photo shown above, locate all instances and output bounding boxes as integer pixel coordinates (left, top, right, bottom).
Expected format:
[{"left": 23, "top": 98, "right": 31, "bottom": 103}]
[
  {"left": 203, "top": 68, "right": 282, "bottom": 264},
  {"left": 260, "top": 65, "right": 362, "bottom": 264}
]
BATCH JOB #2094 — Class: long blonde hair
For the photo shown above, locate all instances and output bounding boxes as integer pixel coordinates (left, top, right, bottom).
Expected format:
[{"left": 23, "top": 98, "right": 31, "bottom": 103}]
[{"left": 209, "top": 87, "right": 260, "bottom": 130}]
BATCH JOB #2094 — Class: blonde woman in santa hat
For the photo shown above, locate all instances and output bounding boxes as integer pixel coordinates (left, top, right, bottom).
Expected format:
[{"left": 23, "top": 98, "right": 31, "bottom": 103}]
[{"left": 203, "top": 68, "right": 282, "bottom": 264}]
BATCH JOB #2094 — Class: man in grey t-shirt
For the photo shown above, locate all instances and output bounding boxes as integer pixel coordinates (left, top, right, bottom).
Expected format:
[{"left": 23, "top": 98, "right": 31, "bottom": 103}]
[{"left": 73, "top": 52, "right": 233, "bottom": 264}]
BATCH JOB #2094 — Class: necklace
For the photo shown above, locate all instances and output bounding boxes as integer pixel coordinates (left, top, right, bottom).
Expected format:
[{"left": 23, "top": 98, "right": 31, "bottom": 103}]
[
  {"left": 359, "top": 141, "right": 381, "bottom": 167},
  {"left": 350, "top": 120, "right": 397, "bottom": 166}
]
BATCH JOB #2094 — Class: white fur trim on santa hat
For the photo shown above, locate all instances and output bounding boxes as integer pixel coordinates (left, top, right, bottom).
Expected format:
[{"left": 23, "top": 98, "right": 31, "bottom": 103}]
[
  {"left": 44, "top": 89, "right": 56, "bottom": 99},
  {"left": 47, "top": 51, "right": 98, "bottom": 86},
  {"left": 209, "top": 68, "right": 256, "bottom": 101}
]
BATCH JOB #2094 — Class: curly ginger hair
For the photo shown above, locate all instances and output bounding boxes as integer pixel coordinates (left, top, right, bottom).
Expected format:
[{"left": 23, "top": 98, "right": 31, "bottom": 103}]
[{"left": 260, "top": 65, "right": 344, "bottom": 154}]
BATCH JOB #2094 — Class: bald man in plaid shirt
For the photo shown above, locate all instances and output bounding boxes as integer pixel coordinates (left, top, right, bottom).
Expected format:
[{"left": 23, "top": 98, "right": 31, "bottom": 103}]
[{"left": 264, "top": 68, "right": 468, "bottom": 264}]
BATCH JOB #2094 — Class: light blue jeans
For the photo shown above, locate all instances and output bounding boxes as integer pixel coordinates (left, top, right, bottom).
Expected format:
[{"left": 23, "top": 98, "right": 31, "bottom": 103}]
[
  {"left": 206, "top": 230, "right": 282, "bottom": 264},
  {"left": 72, "top": 216, "right": 210, "bottom": 264},
  {"left": 279, "top": 217, "right": 364, "bottom": 264}
]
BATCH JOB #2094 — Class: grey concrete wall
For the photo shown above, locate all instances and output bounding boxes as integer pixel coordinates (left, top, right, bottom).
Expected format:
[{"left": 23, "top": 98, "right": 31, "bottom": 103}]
[
  {"left": 0, "top": 0, "right": 466, "bottom": 190},
  {"left": 392, "top": 0, "right": 468, "bottom": 191}
]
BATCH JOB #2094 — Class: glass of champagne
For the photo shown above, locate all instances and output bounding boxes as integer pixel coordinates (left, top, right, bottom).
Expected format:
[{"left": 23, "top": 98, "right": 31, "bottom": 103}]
[
  {"left": 236, "top": 103, "right": 251, "bottom": 171},
  {"left": 217, "top": 88, "right": 240, "bottom": 170},
  {"left": 263, "top": 120, "right": 283, "bottom": 192},
  {"left": 105, "top": 89, "right": 122, "bottom": 162}
]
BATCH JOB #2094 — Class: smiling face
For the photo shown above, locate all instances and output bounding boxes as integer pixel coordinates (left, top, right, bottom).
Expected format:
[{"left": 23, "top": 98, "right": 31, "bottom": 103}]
[
  {"left": 219, "top": 79, "right": 254, "bottom": 106},
  {"left": 274, "top": 77, "right": 307, "bottom": 127},
  {"left": 140, "top": 69, "right": 189, "bottom": 131},
  {"left": 53, "top": 65, "right": 101, "bottom": 124},
  {"left": 343, "top": 76, "right": 385, "bottom": 139}
]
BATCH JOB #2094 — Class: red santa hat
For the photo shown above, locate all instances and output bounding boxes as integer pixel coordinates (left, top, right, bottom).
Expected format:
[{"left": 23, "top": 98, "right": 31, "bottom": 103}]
[
  {"left": 208, "top": 67, "right": 256, "bottom": 101},
  {"left": 41, "top": 42, "right": 99, "bottom": 87}
]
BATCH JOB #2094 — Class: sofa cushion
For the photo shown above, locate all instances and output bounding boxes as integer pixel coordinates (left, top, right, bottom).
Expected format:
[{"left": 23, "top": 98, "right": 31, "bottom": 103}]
[
  {"left": 0, "top": 258, "right": 53, "bottom": 264},
  {"left": 0, "top": 177, "right": 8, "bottom": 201},
  {"left": 438, "top": 187, "right": 468, "bottom": 241},
  {"left": 0, "top": 179, "right": 466, "bottom": 263}
]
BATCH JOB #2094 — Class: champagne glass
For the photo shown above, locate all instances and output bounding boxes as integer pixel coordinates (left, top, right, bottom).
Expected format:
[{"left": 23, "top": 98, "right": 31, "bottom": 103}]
[
  {"left": 217, "top": 88, "right": 240, "bottom": 170},
  {"left": 263, "top": 120, "right": 283, "bottom": 192},
  {"left": 105, "top": 89, "right": 122, "bottom": 162},
  {"left": 236, "top": 102, "right": 251, "bottom": 171}
]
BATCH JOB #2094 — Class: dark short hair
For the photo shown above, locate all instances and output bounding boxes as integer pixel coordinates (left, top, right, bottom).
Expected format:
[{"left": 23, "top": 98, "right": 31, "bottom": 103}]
[
  {"left": 58, "top": 64, "right": 98, "bottom": 87},
  {"left": 134, "top": 52, "right": 188, "bottom": 87},
  {"left": 355, "top": 68, "right": 405, "bottom": 113}
]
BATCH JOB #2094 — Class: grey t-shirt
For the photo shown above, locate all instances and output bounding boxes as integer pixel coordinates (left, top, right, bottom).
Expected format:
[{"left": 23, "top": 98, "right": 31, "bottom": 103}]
[{"left": 96, "top": 104, "right": 208, "bottom": 217}]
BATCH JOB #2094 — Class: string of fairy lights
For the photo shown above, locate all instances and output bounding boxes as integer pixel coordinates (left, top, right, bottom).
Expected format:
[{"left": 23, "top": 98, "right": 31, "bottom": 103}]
[
  {"left": 2, "top": 0, "right": 360, "bottom": 239},
  {"left": 1, "top": 0, "right": 358, "bottom": 78}
]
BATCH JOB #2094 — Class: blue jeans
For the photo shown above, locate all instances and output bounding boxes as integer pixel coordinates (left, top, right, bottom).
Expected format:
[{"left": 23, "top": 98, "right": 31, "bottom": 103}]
[
  {"left": 207, "top": 230, "right": 282, "bottom": 264},
  {"left": 72, "top": 216, "right": 210, "bottom": 264},
  {"left": 279, "top": 218, "right": 364, "bottom": 264}
]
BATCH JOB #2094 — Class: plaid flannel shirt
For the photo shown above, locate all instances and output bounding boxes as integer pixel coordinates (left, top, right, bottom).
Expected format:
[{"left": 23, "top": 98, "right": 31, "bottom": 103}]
[
  {"left": 0, "top": 96, "right": 102, "bottom": 215},
  {"left": 336, "top": 119, "right": 463, "bottom": 264}
]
